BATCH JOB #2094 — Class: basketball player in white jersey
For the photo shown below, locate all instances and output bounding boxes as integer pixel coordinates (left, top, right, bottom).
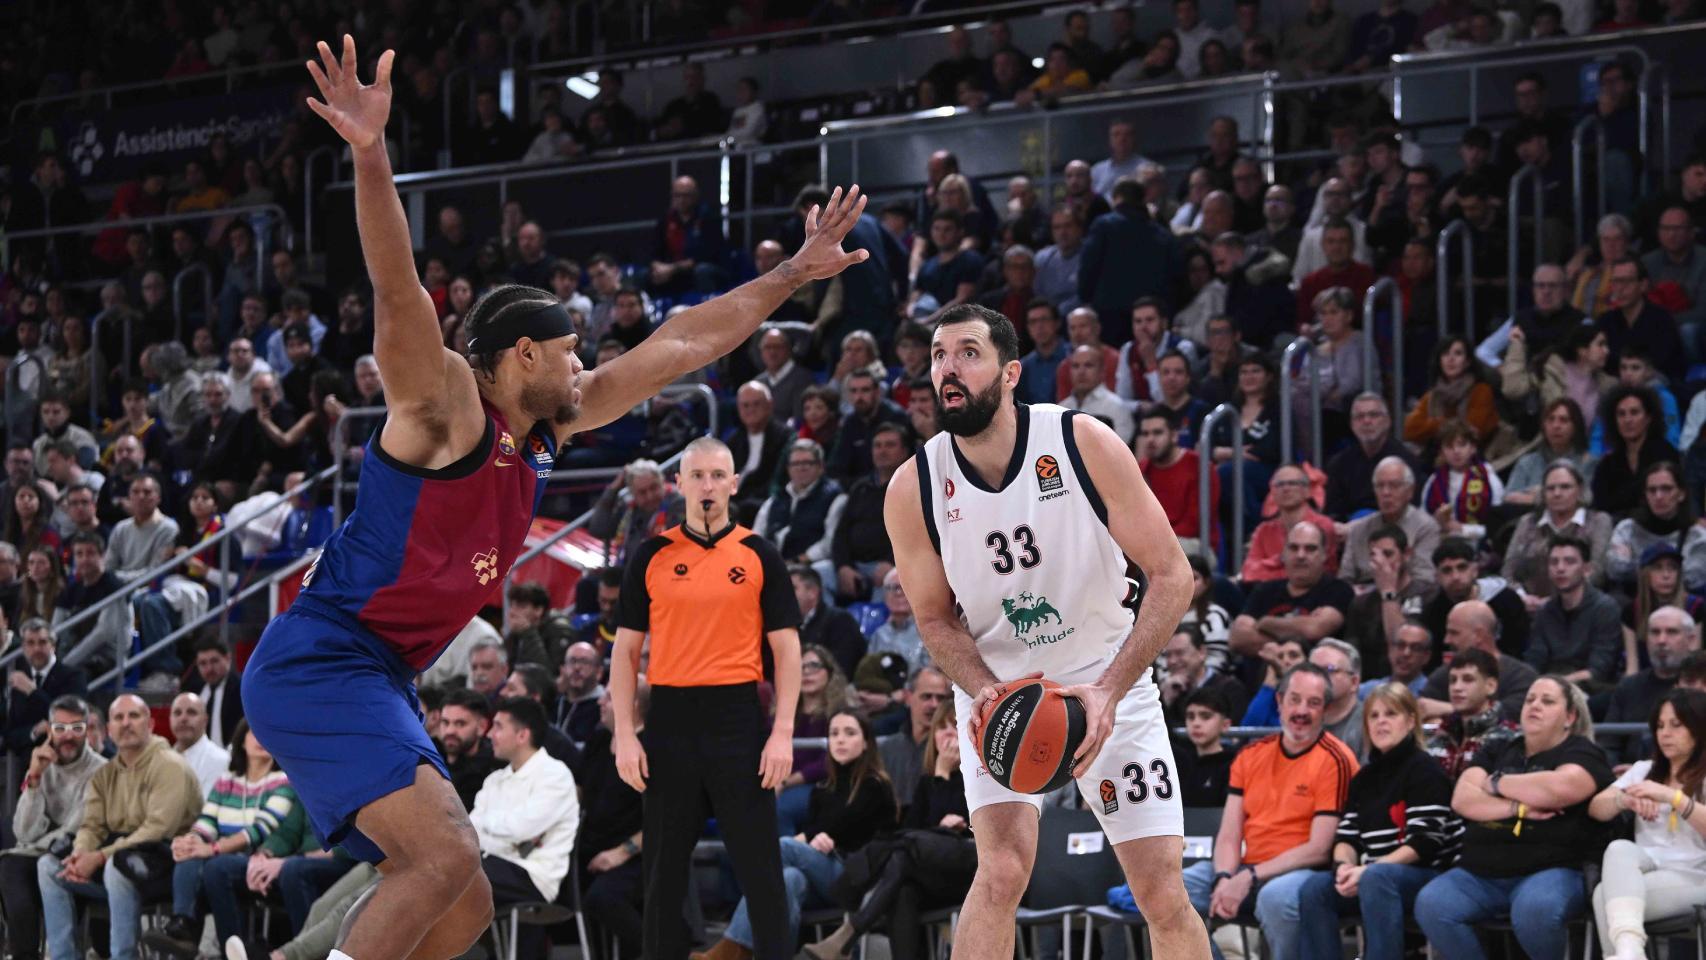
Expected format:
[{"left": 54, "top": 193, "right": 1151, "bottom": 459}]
[{"left": 885, "top": 303, "right": 1210, "bottom": 958}]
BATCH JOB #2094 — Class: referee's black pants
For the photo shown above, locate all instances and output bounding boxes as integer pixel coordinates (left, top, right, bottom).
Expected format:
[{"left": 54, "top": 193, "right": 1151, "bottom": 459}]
[{"left": 643, "top": 683, "right": 788, "bottom": 960}]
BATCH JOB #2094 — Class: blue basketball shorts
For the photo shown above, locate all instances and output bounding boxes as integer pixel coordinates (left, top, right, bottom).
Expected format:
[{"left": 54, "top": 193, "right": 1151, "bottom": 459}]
[{"left": 241, "top": 596, "right": 449, "bottom": 864}]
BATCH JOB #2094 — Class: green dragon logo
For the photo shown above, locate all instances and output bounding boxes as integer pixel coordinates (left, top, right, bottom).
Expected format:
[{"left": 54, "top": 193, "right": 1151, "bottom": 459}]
[{"left": 1002, "top": 592, "right": 1062, "bottom": 636}]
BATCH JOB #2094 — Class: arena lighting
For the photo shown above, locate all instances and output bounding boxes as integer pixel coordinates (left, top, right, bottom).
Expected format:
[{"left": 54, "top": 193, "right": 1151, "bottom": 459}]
[
  {"left": 564, "top": 72, "right": 600, "bottom": 99},
  {"left": 1032, "top": 57, "right": 1045, "bottom": 69}
]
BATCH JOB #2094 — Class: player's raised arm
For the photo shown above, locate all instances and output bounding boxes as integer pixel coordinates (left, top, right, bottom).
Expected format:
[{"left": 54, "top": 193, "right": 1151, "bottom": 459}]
[
  {"left": 1057, "top": 412, "right": 1195, "bottom": 775},
  {"left": 306, "top": 36, "right": 471, "bottom": 442},
  {"left": 567, "top": 187, "right": 869, "bottom": 436}
]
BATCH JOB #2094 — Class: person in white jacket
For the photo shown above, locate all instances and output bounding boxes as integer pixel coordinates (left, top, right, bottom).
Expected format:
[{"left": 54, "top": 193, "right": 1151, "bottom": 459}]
[{"left": 469, "top": 697, "right": 580, "bottom": 960}]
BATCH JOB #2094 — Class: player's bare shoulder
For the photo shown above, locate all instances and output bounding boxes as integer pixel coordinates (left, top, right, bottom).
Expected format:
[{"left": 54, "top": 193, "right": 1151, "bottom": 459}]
[
  {"left": 1068, "top": 409, "right": 1144, "bottom": 489},
  {"left": 882, "top": 454, "right": 925, "bottom": 540}
]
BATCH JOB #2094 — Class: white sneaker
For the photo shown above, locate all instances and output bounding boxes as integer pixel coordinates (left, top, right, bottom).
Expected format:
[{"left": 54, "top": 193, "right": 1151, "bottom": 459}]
[{"left": 224, "top": 936, "right": 249, "bottom": 960}]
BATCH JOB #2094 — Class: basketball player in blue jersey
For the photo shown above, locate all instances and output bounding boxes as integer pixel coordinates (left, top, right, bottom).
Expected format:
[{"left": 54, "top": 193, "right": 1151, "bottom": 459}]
[
  {"left": 238, "top": 36, "right": 868, "bottom": 960},
  {"left": 884, "top": 303, "right": 1211, "bottom": 959}
]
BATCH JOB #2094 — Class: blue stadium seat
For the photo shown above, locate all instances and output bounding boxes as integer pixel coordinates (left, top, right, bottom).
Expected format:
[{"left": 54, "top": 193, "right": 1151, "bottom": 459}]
[{"left": 846, "top": 601, "right": 888, "bottom": 637}]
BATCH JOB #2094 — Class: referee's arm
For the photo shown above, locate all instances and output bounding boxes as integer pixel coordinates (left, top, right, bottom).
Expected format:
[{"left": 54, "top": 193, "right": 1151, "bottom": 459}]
[
  {"left": 610, "top": 538, "right": 660, "bottom": 793},
  {"left": 755, "top": 535, "right": 802, "bottom": 790}
]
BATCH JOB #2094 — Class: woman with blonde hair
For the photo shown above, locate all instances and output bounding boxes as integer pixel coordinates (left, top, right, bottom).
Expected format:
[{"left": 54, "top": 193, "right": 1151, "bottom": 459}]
[
  {"left": 1296, "top": 683, "right": 1462, "bottom": 960},
  {"left": 1414, "top": 676, "right": 1616, "bottom": 959}
]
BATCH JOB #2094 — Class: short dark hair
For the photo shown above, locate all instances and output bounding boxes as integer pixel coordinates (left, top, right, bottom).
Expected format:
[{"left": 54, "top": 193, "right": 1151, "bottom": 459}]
[
  {"left": 1461, "top": 125, "right": 1493, "bottom": 149},
  {"left": 934, "top": 303, "right": 1022, "bottom": 365},
  {"left": 67, "top": 530, "right": 106, "bottom": 552},
  {"left": 441, "top": 686, "right": 492, "bottom": 719},
  {"left": 1111, "top": 177, "right": 1144, "bottom": 207},
  {"left": 1174, "top": 622, "right": 1206, "bottom": 649},
  {"left": 1450, "top": 646, "right": 1501, "bottom": 681},
  {"left": 418, "top": 685, "right": 448, "bottom": 714},
  {"left": 871, "top": 421, "right": 910, "bottom": 445},
  {"left": 507, "top": 581, "right": 549, "bottom": 609},
  {"left": 193, "top": 635, "right": 230, "bottom": 657},
  {"left": 1681, "top": 651, "right": 1706, "bottom": 686},
  {"left": 508, "top": 663, "right": 554, "bottom": 701},
  {"left": 493, "top": 696, "right": 549, "bottom": 748},
  {"left": 1139, "top": 404, "right": 1183, "bottom": 431},
  {"left": 931, "top": 209, "right": 964, "bottom": 230},
  {"left": 1547, "top": 533, "right": 1591, "bottom": 563},
  {"left": 1431, "top": 536, "right": 1477, "bottom": 567},
  {"left": 789, "top": 564, "right": 822, "bottom": 590},
  {"left": 896, "top": 323, "right": 931, "bottom": 348},
  {"left": 49, "top": 695, "right": 89, "bottom": 719},
  {"left": 1132, "top": 296, "right": 1169, "bottom": 319},
  {"left": 598, "top": 566, "right": 624, "bottom": 588},
  {"left": 1024, "top": 297, "right": 1058, "bottom": 321},
  {"left": 1368, "top": 524, "right": 1409, "bottom": 552},
  {"left": 1184, "top": 684, "right": 1233, "bottom": 718}
]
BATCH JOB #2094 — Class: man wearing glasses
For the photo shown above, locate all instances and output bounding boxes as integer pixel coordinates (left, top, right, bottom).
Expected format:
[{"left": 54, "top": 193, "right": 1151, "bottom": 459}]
[
  {"left": 1308, "top": 638, "right": 1367, "bottom": 758},
  {"left": 1641, "top": 206, "right": 1706, "bottom": 360},
  {"left": 1473, "top": 263, "right": 1586, "bottom": 368},
  {"left": 2, "top": 695, "right": 106, "bottom": 960},
  {"left": 876, "top": 665, "right": 952, "bottom": 808},
  {"left": 1596, "top": 256, "right": 1687, "bottom": 384}
]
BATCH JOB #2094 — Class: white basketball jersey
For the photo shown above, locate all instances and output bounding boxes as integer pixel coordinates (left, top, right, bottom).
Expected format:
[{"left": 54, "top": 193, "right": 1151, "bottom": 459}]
[{"left": 917, "top": 403, "right": 1141, "bottom": 681}]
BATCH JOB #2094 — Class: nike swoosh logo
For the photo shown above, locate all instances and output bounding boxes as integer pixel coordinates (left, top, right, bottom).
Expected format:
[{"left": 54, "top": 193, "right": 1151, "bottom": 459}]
[{"left": 496, "top": 459, "right": 515, "bottom": 468}]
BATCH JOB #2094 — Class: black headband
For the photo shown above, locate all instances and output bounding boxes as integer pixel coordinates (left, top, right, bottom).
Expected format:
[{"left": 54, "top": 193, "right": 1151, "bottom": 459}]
[{"left": 466, "top": 301, "right": 575, "bottom": 353}]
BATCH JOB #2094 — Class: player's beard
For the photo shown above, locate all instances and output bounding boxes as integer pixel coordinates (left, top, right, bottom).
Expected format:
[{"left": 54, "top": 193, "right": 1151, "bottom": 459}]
[
  {"left": 521, "top": 380, "right": 578, "bottom": 424},
  {"left": 936, "top": 377, "right": 1006, "bottom": 438}
]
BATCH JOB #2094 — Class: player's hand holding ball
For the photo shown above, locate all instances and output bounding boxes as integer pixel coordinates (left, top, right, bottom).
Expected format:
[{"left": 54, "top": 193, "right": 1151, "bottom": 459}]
[{"left": 974, "top": 675, "right": 1089, "bottom": 794}]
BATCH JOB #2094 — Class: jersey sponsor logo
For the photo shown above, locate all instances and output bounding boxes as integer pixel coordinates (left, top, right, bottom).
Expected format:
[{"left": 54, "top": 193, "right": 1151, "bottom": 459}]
[
  {"left": 728, "top": 565, "right": 747, "bottom": 584},
  {"left": 946, "top": 507, "right": 962, "bottom": 523},
  {"left": 1035, "top": 455, "right": 1063, "bottom": 492},
  {"left": 496, "top": 459, "right": 516, "bottom": 468},
  {"left": 673, "top": 563, "right": 690, "bottom": 577},
  {"left": 944, "top": 477, "right": 955, "bottom": 500},
  {"left": 1099, "top": 778, "right": 1120, "bottom": 814},
  {"left": 1037, "top": 490, "right": 1069, "bottom": 502},
  {"left": 529, "top": 434, "right": 555, "bottom": 467},
  {"left": 498, "top": 432, "right": 518, "bottom": 457},
  {"left": 471, "top": 547, "right": 500, "bottom": 585},
  {"left": 1002, "top": 591, "right": 1076, "bottom": 649}
]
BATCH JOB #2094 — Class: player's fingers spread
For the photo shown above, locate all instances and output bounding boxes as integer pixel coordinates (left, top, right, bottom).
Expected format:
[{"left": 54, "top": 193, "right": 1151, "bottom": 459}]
[
  {"left": 376, "top": 49, "right": 395, "bottom": 88},
  {"left": 805, "top": 204, "right": 820, "bottom": 234},
  {"left": 317, "top": 41, "right": 338, "bottom": 80},
  {"left": 306, "top": 61, "right": 334, "bottom": 100},
  {"left": 342, "top": 34, "right": 357, "bottom": 75}
]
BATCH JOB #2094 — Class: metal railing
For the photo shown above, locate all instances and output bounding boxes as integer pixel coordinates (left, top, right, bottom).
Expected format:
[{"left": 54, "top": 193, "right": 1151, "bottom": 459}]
[
  {"left": 1507, "top": 163, "right": 1546, "bottom": 321},
  {"left": 303, "top": 145, "right": 340, "bottom": 263},
  {"left": 172, "top": 263, "right": 213, "bottom": 345},
  {"left": 332, "top": 406, "right": 389, "bottom": 527},
  {"left": 1199, "top": 403, "right": 1244, "bottom": 573},
  {"left": 1572, "top": 115, "right": 1610, "bottom": 249},
  {"left": 15, "top": 466, "right": 339, "bottom": 678},
  {"left": 1279, "top": 339, "right": 1323, "bottom": 468},
  {"left": 1436, "top": 220, "right": 1475, "bottom": 342},
  {"left": 1364, "top": 277, "right": 1405, "bottom": 416}
]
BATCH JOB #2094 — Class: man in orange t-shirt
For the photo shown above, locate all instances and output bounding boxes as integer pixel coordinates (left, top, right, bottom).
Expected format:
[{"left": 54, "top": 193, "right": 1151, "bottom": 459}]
[{"left": 1181, "top": 663, "right": 1358, "bottom": 959}]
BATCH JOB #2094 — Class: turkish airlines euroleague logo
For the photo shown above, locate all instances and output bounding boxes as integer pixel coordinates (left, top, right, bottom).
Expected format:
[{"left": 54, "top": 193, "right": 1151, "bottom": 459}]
[
  {"left": 1035, "top": 455, "right": 1063, "bottom": 492},
  {"left": 1099, "top": 778, "right": 1119, "bottom": 814}
]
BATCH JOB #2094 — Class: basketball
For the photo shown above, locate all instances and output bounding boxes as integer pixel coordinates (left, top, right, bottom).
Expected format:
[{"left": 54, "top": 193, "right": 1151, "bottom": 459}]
[{"left": 976, "top": 678, "right": 1087, "bottom": 795}]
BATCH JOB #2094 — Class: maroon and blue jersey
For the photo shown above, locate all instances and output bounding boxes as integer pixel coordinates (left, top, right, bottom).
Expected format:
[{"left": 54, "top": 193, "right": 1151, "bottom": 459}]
[{"left": 299, "top": 399, "right": 557, "bottom": 670}]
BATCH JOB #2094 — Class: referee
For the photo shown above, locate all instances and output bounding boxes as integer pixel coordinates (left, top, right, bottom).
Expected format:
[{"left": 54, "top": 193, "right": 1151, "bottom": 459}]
[{"left": 610, "top": 436, "right": 802, "bottom": 960}]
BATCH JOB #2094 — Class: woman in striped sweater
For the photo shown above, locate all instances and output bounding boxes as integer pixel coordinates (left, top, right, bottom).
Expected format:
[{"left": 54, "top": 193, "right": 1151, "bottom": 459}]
[
  {"left": 1293, "top": 683, "right": 1462, "bottom": 960},
  {"left": 148, "top": 719, "right": 297, "bottom": 956}
]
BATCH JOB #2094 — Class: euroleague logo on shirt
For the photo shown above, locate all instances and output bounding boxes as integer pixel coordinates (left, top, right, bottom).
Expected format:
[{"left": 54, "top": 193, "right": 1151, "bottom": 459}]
[{"left": 1035, "top": 454, "right": 1068, "bottom": 501}]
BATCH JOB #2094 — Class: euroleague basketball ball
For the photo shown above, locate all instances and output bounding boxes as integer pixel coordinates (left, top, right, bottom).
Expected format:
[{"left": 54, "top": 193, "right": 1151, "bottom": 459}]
[{"left": 976, "top": 678, "right": 1087, "bottom": 794}]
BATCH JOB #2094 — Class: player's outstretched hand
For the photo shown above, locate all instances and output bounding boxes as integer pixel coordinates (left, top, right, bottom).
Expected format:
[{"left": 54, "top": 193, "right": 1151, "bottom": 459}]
[
  {"left": 615, "top": 731, "right": 649, "bottom": 793},
  {"left": 784, "top": 185, "right": 870, "bottom": 282},
  {"left": 967, "top": 671, "right": 1043, "bottom": 748},
  {"left": 1058, "top": 680, "right": 1118, "bottom": 778},
  {"left": 304, "top": 35, "right": 395, "bottom": 151}
]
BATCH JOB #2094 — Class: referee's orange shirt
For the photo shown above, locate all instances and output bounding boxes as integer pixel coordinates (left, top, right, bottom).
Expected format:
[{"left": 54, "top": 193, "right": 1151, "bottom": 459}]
[{"left": 616, "top": 522, "right": 802, "bottom": 687}]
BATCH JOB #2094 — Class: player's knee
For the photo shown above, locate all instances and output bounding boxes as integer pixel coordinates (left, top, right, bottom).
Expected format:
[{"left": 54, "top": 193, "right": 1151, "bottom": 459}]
[
  {"left": 974, "top": 849, "right": 1033, "bottom": 906},
  {"left": 1128, "top": 871, "right": 1193, "bottom": 925}
]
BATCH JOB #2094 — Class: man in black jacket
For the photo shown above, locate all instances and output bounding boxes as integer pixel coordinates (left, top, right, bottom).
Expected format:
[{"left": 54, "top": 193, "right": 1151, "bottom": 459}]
[
  {"left": 831, "top": 423, "right": 906, "bottom": 603},
  {"left": 435, "top": 688, "right": 502, "bottom": 811},
  {"left": 180, "top": 635, "right": 243, "bottom": 749},
  {"left": 728, "top": 382, "right": 791, "bottom": 525},
  {"left": 792, "top": 565, "right": 865, "bottom": 677},
  {"left": 3, "top": 619, "right": 88, "bottom": 759}
]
